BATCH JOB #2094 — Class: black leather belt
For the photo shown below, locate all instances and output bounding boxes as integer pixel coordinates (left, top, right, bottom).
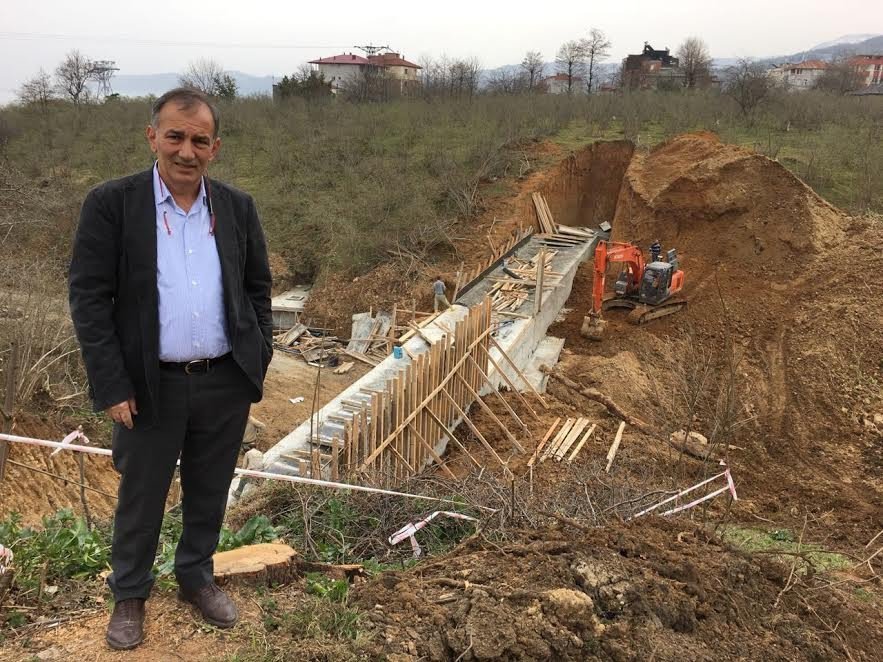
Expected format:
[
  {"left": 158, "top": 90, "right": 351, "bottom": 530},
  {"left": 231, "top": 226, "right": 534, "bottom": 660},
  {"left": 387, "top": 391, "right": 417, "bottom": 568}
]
[{"left": 159, "top": 352, "right": 232, "bottom": 374}]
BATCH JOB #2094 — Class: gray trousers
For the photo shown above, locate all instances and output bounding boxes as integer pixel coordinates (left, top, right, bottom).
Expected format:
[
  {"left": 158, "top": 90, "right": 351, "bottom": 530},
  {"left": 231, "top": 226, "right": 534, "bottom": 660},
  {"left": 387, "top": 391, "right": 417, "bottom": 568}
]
[
  {"left": 107, "top": 358, "right": 252, "bottom": 601},
  {"left": 433, "top": 293, "right": 451, "bottom": 312}
]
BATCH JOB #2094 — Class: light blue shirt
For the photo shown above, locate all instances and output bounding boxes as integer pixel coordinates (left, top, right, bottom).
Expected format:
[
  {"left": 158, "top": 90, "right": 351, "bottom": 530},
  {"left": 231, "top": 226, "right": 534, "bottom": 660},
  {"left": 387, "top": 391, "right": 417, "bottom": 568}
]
[{"left": 153, "top": 163, "right": 231, "bottom": 362}]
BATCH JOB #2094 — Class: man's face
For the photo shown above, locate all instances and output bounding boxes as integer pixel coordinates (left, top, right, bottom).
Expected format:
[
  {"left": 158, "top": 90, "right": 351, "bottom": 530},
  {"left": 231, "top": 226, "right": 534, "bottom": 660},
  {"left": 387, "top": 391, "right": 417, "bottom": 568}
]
[{"left": 146, "top": 101, "right": 220, "bottom": 192}]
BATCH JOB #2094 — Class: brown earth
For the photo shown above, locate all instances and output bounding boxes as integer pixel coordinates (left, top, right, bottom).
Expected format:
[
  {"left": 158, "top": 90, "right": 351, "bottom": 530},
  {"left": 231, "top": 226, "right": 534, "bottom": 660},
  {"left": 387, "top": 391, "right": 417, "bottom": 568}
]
[
  {"left": 0, "top": 353, "right": 367, "bottom": 524},
  {"left": 355, "top": 520, "right": 881, "bottom": 661}
]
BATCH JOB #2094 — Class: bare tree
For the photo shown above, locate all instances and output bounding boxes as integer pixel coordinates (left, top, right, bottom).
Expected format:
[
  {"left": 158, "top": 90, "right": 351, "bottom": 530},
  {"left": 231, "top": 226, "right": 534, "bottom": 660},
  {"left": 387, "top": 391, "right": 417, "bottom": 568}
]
[
  {"left": 582, "top": 29, "right": 611, "bottom": 93},
  {"left": 179, "top": 58, "right": 237, "bottom": 99},
  {"left": 17, "top": 69, "right": 55, "bottom": 111},
  {"left": 54, "top": 50, "right": 93, "bottom": 105},
  {"left": 555, "top": 40, "right": 586, "bottom": 93},
  {"left": 725, "top": 58, "right": 771, "bottom": 123},
  {"left": 814, "top": 53, "right": 864, "bottom": 94},
  {"left": 677, "top": 37, "right": 713, "bottom": 88},
  {"left": 520, "top": 51, "right": 545, "bottom": 91},
  {"left": 486, "top": 69, "right": 528, "bottom": 94}
]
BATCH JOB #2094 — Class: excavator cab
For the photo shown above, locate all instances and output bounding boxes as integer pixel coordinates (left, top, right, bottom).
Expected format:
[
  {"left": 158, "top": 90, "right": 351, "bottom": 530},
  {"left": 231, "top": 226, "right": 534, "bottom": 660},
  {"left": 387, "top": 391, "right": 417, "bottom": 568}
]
[{"left": 639, "top": 262, "right": 673, "bottom": 305}]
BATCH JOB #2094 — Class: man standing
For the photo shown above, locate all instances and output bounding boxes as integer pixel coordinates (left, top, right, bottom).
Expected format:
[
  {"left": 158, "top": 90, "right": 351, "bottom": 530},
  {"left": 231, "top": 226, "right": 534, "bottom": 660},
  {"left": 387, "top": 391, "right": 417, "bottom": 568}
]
[
  {"left": 69, "top": 88, "right": 273, "bottom": 650},
  {"left": 433, "top": 275, "right": 451, "bottom": 312},
  {"left": 649, "top": 239, "right": 662, "bottom": 263}
]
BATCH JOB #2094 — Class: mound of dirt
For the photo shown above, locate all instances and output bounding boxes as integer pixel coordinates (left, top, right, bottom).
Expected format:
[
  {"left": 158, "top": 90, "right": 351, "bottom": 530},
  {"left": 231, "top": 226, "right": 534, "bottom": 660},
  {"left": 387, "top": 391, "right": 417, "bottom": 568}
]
[
  {"left": 614, "top": 132, "right": 846, "bottom": 275},
  {"left": 354, "top": 520, "right": 882, "bottom": 661}
]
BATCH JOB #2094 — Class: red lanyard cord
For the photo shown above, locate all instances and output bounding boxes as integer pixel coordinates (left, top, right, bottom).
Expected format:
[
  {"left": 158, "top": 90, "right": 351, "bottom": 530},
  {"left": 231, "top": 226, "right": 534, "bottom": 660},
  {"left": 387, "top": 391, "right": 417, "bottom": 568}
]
[{"left": 157, "top": 170, "right": 215, "bottom": 236}]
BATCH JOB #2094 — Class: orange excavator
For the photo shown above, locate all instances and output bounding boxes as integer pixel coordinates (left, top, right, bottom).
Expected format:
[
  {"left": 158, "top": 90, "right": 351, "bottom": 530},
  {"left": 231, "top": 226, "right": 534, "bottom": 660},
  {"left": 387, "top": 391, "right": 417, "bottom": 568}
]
[{"left": 581, "top": 240, "right": 686, "bottom": 340}]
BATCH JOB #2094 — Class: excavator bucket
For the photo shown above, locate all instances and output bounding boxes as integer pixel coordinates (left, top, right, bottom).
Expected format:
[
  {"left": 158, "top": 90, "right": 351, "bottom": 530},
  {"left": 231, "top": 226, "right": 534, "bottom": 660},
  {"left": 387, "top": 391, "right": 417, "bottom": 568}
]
[{"left": 580, "top": 314, "right": 607, "bottom": 341}]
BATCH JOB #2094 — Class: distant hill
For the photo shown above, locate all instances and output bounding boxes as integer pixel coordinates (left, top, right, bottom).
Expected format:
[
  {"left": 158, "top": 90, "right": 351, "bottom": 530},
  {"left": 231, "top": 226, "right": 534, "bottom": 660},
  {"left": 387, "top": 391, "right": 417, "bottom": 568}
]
[
  {"left": 108, "top": 71, "right": 278, "bottom": 98},
  {"left": 770, "top": 34, "right": 883, "bottom": 64}
]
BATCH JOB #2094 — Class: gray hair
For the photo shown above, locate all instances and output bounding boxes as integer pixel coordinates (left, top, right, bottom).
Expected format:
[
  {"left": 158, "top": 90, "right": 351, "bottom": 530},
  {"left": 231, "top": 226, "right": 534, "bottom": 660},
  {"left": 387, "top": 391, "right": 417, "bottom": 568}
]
[{"left": 151, "top": 87, "right": 220, "bottom": 138}]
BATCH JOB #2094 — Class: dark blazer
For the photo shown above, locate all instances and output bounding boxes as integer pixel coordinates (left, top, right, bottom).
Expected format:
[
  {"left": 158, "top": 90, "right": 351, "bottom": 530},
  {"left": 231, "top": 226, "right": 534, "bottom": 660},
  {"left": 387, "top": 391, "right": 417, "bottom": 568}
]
[{"left": 69, "top": 168, "right": 273, "bottom": 427}]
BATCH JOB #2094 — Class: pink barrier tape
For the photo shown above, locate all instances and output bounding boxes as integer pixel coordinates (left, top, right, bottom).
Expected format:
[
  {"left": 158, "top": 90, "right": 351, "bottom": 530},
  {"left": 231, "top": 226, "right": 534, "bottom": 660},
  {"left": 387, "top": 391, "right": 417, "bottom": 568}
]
[
  {"left": 0, "top": 432, "right": 497, "bottom": 513},
  {"left": 389, "top": 511, "right": 479, "bottom": 558},
  {"left": 50, "top": 427, "right": 91, "bottom": 457},
  {"left": 0, "top": 544, "right": 12, "bottom": 575},
  {"left": 0, "top": 432, "right": 111, "bottom": 457},
  {"left": 630, "top": 466, "right": 738, "bottom": 520}
]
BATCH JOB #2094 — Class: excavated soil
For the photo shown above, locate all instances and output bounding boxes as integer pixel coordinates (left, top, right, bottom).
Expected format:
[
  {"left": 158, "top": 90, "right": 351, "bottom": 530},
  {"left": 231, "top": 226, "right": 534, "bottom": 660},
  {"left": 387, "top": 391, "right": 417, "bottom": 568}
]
[
  {"left": 551, "top": 132, "right": 882, "bottom": 546},
  {"left": 354, "top": 520, "right": 882, "bottom": 661}
]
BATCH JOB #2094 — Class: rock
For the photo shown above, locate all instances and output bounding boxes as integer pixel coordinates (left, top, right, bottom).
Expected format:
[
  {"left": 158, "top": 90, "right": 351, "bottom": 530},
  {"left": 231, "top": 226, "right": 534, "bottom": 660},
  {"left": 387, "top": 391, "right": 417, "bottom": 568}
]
[
  {"left": 544, "top": 587, "right": 607, "bottom": 637},
  {"left": 572, "top": 560, "right": 615, "bottom": 589},
  {"left": 36, "top": 648, "right": 63, "bottom": 660},
  {"left": 670, "top": 429, "right": 709, "bottom": 446}
]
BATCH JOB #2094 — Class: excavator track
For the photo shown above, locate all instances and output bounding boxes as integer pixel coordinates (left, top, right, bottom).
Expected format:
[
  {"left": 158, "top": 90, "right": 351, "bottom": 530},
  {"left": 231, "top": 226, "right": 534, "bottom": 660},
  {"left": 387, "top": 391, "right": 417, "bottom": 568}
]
[{"left": 626, "top": 299, "right": 688, "bottom": 325}]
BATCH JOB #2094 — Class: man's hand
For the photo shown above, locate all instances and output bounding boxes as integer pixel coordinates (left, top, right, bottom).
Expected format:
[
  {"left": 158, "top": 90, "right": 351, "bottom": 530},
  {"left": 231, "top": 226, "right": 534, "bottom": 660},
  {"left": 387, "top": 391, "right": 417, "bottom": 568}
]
[{"left": 106, "top": 398, "right": 138, "bottom": 429}]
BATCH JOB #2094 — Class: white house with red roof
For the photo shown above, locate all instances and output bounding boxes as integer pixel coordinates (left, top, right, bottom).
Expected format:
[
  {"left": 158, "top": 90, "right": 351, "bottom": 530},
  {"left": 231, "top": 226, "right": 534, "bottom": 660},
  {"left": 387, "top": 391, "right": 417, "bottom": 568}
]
[
  {"left": 542, "top": 73, "right": 585, "bottom": 95},
  {"left": 848, "top": 54, "right": 883, "bottom": 87},
  {"left": 768, "top": 60, "right": 828, "bottom": 89},
  {"left": 308, "top": 51, "right": 421, "bottom": 95},
  {"left": 308, "top": 53, "right": 373, "bottom": 93}
]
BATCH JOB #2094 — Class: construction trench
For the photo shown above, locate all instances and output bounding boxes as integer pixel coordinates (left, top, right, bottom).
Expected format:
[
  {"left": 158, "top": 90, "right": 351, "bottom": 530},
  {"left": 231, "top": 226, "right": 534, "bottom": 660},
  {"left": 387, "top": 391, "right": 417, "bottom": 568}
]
[{"left": 230, "top": 141, "right": 638, "bottom": 504}]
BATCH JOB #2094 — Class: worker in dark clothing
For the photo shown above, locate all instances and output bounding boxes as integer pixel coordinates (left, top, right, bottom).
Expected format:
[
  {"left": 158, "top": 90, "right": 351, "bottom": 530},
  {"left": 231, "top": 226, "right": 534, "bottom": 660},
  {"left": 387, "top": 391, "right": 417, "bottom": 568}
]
[{"left": 650, "top": 240, "right": 662, "bottom": 263}]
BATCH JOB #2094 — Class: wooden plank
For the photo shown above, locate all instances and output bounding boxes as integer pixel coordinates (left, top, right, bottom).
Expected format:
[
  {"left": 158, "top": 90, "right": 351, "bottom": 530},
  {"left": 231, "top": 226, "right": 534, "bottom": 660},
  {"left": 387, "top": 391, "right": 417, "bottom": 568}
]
[
  {"left": 567, "top": 424, "right": 597, "bottom": 463},
  {"left": 341, "top": 349, "right": 379, "bottom": 367},
  {"left": 535, "top": 247, "right": 545, "bottom": 315},
  {"left": 554, "top": 418, "right": 589, "bottom": 460},
  {"left": 542, "top": 418, "right": 574, "bottom": 461},
  {"left": 527, "top": 417, "right": 561, "bottom": 467},
  {"left": 605, "top": 422, "right": 626, "bottom": 473},
  {"left": 358, "top": 325, "right": 494, "bottom": 471}
]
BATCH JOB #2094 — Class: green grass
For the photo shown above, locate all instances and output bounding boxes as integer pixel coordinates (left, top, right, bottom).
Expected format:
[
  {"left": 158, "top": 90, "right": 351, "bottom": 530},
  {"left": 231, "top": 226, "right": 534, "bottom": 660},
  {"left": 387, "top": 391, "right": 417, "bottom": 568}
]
[{"left": 722, "top": 525, "right": 851, "bottom": 573}]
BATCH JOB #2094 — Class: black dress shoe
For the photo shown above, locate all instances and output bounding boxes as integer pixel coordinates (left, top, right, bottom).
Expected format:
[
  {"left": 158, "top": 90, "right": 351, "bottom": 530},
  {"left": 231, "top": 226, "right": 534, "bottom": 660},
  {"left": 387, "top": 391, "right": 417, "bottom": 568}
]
[
  {"left": 178, "top": 582, "right": 238, "bottom": 628},
  {"left": 106, "top": 598, "right": 145, "bottom": 650}
]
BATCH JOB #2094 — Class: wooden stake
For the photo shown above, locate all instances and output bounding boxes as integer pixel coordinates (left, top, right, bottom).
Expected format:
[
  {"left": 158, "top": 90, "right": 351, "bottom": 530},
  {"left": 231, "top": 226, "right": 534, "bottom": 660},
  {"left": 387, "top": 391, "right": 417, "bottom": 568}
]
[
  {"left": 535, "top": 247, "right": 545, "bottom": 316},
  {"left": 554, "top": 418, "right": 588, "bottom": 460},
  {"left": 407, "top": 421, "right": 457, "bottom": 480},
  {"left": 542, "top": 418, "right": 575, "bottom": 461},
  {"left": 528, "top": 417, "right": 561, "bottom": 467},
  {"left": 425, "top": 396, "right": 486, "bottom": 468},
  {"left": 487, "top": 336, "right": 549, "bottom": 409},
  {"left": 358, "top": 326, "right": 494, "bottom": 470},
  {"left": 476, "top": 343, "right": 539, "bottom": 419},
  {"left": 466, "top": 354, "right": 528, "bottom": 433},
  {"left": 567, "top": 424, "right": 597, "bottom": 463},
  {"left": 441, "top": 388, "right": 510, "bottom": 476},
  {"left": 605, "top": 422, "right": 626, "bottom": 473},
  {"left": 0, "top": 341, "right": 19, "bottom": 482},
  {"left": 454, "top": 372, "right": 524, "bottom": 453}
]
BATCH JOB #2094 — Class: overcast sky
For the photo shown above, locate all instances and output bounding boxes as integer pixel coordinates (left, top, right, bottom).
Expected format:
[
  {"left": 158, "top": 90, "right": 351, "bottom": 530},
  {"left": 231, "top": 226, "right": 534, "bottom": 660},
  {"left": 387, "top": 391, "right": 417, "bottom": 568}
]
[{"left": 1, "top": 0, "right": 880, "bottom": 101}]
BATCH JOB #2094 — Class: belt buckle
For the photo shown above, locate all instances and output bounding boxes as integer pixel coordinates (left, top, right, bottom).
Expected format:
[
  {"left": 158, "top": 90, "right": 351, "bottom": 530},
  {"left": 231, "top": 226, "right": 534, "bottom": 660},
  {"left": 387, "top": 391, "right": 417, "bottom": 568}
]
[{"left": 184, "top": 359, "right": 208, "bottom": 375}]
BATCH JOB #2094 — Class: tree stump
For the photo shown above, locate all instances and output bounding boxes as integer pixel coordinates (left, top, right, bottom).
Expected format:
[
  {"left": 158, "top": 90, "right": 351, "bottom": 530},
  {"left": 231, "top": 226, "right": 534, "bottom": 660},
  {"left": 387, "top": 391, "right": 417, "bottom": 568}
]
[{"left": 213, "top": 543, "right": 298, "bottom": 587}]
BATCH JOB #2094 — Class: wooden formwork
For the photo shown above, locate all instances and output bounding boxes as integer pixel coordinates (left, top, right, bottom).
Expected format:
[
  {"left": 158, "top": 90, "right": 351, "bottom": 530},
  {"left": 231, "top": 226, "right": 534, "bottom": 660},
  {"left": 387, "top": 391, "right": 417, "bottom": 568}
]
[{"left": 322, "top": 297, "right": 523, "bottom": 487}]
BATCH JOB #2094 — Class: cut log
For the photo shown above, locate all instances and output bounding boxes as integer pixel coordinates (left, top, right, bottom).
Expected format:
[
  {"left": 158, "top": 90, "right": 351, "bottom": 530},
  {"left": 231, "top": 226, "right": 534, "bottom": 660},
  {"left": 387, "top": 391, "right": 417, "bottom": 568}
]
[{"left": 213, "top": 543, "right": 298, "bottom": 587}]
